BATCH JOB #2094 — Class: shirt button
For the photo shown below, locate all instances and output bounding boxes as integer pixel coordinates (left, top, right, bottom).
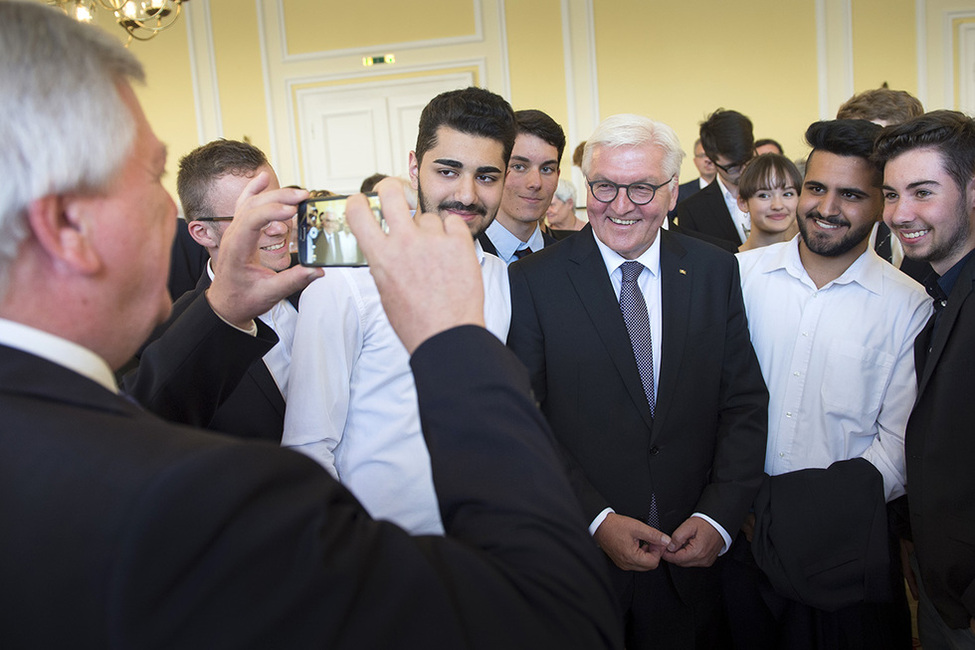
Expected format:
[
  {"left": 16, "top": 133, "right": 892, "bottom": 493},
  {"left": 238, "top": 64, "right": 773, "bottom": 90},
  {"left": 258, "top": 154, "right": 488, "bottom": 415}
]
[
  {"left": 786, "top": 412, "right": 793, "bottom": 418},
  {"left": 793, "top": 371, "right": 800, "bottom": 377}
]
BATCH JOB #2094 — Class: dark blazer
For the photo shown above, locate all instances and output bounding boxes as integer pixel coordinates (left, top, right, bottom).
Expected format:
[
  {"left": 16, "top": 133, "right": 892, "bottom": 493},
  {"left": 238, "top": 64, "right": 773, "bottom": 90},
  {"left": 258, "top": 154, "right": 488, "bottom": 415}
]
[
  {"left": 167, "top": 217, "right": 208, "bottom": 300},
  {"left": 751, "top": 458, "right": 892, "bottom": 611},
  {"left": 666, "top": 177, "right": 708, "bottom": 222},
  {"left": 907, "top": 253, "right": 975, "bottom": 629},
  {"left": 674, "top": 180, "right": 743, "bottom": 248},
  {"left": 507, "top": 225, "right": 768, "bottom": 598},
  {"left": 0, "top": 328, "right": 620, "bottom": 648},
  {"left": 477, "top": 227, "right": 558, "bottom": 258},
  {"left": 123, "top": 272, "right": 297, "bottom": 442}
]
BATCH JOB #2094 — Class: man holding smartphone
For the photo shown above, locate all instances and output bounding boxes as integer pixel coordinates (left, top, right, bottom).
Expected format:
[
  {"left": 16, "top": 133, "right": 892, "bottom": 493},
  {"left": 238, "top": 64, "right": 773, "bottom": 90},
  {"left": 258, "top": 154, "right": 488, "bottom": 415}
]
[
  {"left": 123, "top": 139, "right": 302, "bottom": 442},
  {"left": 283, "top": 87, "right": 515, "bottom": 535}
]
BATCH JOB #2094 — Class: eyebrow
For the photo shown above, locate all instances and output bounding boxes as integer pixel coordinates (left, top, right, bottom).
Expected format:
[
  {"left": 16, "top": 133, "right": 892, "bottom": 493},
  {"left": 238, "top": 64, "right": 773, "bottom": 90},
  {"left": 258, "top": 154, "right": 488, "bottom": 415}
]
[
  {"left": 509, "top": 155, "right": 559, "bottom": 167},
  {"left": 804, "top": 180, "right": 869, "bottom": 197},
  {"left": 884, "top": 179, "right": 941, "bottom": 191},
  {"left": 432, "top": 158, "right": 503, "bottom": 175}
]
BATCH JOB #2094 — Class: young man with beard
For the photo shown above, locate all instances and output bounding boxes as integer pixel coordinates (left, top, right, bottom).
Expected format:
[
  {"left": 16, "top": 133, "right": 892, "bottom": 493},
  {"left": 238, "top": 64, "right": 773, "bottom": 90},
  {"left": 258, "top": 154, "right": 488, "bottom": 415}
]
[
  {"left": 283, "top": 87, "right": 515, "bottom": 535},
  {"left": 875, "top": 110, "right": 975, "bottom": 649},
  {"left": 725, "top": 120, "right": 931, "bottom": 649},
  {"left": 478, "top": 109, "right": 564, "bottom": 263}
]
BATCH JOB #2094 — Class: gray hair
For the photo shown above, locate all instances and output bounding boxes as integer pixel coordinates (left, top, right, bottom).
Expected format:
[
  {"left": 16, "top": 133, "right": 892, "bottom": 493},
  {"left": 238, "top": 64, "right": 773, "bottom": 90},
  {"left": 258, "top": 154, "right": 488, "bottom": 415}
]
[
  {"left": 581, "top": 114, "right": 685, "bottom": 186},
  {"left": 553, "top": 178, "right": 576, "bottom": 205},
  {"left": 0, "top": 2, "right": 144, "bottom": 297}
]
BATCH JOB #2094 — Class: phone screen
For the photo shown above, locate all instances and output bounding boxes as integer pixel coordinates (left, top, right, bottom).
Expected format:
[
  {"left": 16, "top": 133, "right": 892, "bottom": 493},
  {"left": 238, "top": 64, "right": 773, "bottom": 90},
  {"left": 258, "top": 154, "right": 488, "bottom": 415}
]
[{"left": 296, "top": 193, "right": 383, "bottom": 267}]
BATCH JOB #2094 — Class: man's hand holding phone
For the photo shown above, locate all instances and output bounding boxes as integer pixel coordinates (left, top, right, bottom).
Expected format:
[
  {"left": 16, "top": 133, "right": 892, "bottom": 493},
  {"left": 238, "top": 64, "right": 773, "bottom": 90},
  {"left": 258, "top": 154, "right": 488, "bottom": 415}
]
[{"left": 346, "top": 177, "right": 485, "bottom": 354}]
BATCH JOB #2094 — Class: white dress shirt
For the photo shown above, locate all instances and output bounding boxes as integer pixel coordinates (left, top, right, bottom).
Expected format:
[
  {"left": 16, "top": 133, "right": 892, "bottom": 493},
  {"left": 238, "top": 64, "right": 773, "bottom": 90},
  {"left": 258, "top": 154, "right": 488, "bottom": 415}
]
[
  {"left": 737, "top": 238, "right": 931, "bottom": 501},
  {"left": 0, "top": 318, "right": 116, "bottom": 392},
  {"left": 587, "top": 230, "right": 731, "bottom": 552},
  {"left": 484, "top": 219, "right": 547, "bottom": 265},
  {"left": 282, "top": 240, "right": 510, "bottom": 535},
  {"left": 715, "top": 174, "right": 750, "bottom": 243}
]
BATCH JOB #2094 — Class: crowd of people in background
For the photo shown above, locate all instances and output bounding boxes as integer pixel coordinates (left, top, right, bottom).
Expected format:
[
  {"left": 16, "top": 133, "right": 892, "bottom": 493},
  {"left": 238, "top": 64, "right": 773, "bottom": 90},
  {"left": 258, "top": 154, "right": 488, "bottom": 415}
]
[{"left": 3, "top": 2, "right": 975, "bottom": 649}]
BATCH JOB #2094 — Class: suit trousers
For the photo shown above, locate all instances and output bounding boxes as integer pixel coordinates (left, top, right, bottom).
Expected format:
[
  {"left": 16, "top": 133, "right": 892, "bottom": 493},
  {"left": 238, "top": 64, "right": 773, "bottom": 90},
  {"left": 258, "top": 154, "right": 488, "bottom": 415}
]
[{"left": 607, "top": 557, "right": 728, "bottom": 650}]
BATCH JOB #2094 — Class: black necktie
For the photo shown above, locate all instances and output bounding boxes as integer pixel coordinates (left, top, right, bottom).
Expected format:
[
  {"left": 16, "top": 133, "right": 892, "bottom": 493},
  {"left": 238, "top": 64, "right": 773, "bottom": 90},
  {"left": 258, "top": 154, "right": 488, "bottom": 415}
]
[{"left": 514, "top": 247, "right": 532, "bottom": 260}]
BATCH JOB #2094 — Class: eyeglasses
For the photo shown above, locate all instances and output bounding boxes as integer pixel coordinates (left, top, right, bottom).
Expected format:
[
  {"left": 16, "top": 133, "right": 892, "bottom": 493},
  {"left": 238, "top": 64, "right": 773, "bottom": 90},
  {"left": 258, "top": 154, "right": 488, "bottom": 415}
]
[
  {"left": 194, "top": 216, "right": 234, "bottom": 222},
  {"left": 587, "top": 177, "right": 674, "bottom": 205},
  {"left": 712, "top": 158, "right": 751, "bottom": 175}
]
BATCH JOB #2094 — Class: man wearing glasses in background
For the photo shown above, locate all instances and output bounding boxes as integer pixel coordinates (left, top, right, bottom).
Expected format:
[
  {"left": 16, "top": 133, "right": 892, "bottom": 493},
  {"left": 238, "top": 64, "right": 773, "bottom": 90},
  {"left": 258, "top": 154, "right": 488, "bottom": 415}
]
[
  {"left": 123, "top": 139, "right": 299, "bottom": 442},
  {"left": 507, "top": 113, "right": 768, "bottom": 649},
  {"left": 676, "top": 109, "right": 756, "bottom": 250}
]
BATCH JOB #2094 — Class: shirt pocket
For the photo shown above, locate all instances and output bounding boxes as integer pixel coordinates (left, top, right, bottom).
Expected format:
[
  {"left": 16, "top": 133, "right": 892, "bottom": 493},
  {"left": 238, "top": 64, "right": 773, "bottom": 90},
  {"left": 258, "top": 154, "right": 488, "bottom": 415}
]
[{"left": 820, "top": 340, "right": 894, "bottom": 420}]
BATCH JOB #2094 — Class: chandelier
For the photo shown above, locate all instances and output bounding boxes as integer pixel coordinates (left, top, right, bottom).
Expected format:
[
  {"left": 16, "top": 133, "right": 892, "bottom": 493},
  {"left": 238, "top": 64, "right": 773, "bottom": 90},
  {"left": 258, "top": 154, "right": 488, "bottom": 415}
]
[{"left": 51, "top": 0, "right": 188, "bottom": 44}]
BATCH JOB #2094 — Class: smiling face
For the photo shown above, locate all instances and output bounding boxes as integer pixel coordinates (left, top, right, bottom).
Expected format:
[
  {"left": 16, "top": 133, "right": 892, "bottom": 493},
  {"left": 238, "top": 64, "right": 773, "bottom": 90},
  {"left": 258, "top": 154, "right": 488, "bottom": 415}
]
[
  {"left": 796, "top": 150, "right": 880, "bottom": 263},
  {"left": 739, "top": 185, "right": 799, "bottom": 235},
  {"left": 586, "top": 143, "right": 676, "bottom": 259},
  {"left": 410, "top": 126, "right": 506, "bottom": 237},
  {"left": 498, "top": 133, "right": 560, "bottom": 227},
  {"left": 204, "top": 163, "right": 292, "bottom": 271},
  {"left": 883, "top": 147, "right": 975, "bottom": 275}
]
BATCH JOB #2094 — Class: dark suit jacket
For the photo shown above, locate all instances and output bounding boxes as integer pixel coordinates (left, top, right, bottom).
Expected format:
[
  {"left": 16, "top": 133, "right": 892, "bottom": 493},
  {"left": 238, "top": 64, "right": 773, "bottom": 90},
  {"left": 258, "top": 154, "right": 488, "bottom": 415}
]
[
  {"left": 666, "top": 177, "right": 708, "bottom": 222},
  {"left": 674, "top": 180, "right": 743, "bottom": 248},
  {"left": 123, "top": 272, "right": 297, "bottom": 442},
  {"left": 167, "top": 217, "right": 208, "bottom": 300},
  {"left": 907, "top": 253, "right": 975, "bottom": 629},
  {"left": 507, "top": 225, "right": 768, "bottom": 599},
  {"left": 477, "top": 227, "right": 557, "bottom": 258},
  {"left": 751, "top": 458, "right": 892, "bottom": 611},
  {"left": 0, "top": 328, "right": 620, "bottom": 648}
]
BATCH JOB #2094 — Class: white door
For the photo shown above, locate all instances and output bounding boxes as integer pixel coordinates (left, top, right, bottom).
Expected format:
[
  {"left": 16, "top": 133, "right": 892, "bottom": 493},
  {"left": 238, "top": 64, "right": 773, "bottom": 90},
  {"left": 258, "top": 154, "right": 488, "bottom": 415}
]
[{"left": 296, "top": 73, "right": 475, "bottom": 194}]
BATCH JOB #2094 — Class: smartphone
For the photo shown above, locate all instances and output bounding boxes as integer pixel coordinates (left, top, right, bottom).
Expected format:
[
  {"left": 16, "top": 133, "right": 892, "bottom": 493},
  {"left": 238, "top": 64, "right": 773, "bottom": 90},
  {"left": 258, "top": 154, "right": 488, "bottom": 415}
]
[{"left": 297, "top": 193, "right": 383, "bottom": 267}]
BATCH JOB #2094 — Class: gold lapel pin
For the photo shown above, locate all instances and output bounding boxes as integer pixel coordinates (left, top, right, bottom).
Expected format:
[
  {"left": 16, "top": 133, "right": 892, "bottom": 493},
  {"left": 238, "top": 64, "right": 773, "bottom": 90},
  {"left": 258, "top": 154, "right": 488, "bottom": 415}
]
[{"left": 679, "top": 269, "right": 687, "bottom": 275}]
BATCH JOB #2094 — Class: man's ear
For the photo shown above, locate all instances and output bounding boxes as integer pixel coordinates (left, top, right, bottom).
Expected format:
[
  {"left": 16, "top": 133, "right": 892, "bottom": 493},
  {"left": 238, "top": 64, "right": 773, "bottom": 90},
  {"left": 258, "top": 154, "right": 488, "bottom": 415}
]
[
  {"left": 187, "top": 219, "right": 219, "bottom": 248},
  {"left": 408, "top": 151, "right": 420, "bottom": 190},
  {"left": 26, "top": 195, "right": 102, "bottom": 275}
]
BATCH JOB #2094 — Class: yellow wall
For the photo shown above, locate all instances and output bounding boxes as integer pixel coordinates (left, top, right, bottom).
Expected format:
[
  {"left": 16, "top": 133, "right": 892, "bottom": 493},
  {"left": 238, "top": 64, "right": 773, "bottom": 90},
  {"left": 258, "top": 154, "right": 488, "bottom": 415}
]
[
  {"left": 504, "top": 0, "right": 569, "bottom": 130},
  {"left": 66, "top": 0, "right": 975, "bottom": 198},
  {"left": 592, "top": 0, "right": 820, "bottom": 181}
]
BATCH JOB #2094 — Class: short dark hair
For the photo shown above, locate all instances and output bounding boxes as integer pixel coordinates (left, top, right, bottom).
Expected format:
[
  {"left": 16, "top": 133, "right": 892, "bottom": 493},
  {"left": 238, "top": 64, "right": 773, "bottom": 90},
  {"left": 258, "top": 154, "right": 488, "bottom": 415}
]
[
  {"left": 836, "top": 85, "right": 923, "bottom": 125},
  {"left": 874, "top": 110, "right": 975, "bottom": 194},
  {"left": 178, "top": 139, "right": 268, "bottom": 221},
  {"left": 738, "top": 153, "right": 803, "bottom": 200},
  {"left": 754, "top": 138, "right": 784, "bottom": 155},
  {"left": 804, "top": 119, "right": 884, "bottom": 183},
  {"left": 699, "top": 109, "right": 754, "bottom": 164},
  {"left": 359, "top": 173, "right": 387, "bottom": 193},
  {"left": 514, "top": 109, "right": 566, "bottom": 163},
  {"left": 414, "top": 87, "right": 517, "bottom": 166}
]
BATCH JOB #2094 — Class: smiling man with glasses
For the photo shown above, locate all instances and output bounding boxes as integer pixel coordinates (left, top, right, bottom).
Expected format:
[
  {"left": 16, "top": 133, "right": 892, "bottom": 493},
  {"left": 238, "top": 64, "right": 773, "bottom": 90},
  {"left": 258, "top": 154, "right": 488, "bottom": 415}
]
[
  {"left": 675, "top": 109, "right": 756, "bottom": 249},
  {"left": 507, "top": 113, "right": 768, "bottom": 649},
  {"left": 122, "top": 139, "right": 304, "bottom": 443}
]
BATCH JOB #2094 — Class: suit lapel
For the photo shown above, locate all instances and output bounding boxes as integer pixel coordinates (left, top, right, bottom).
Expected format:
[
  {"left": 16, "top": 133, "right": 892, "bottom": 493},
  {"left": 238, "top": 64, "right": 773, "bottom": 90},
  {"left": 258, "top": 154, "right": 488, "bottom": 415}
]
[
  {"left": 704, "top": 183, "right": 743, "bottom": 245},
  {"left": 916, "top": 260, "right": 975, "bottom": 398},
  {"left": 565, "top": 228, "right": 655, "bottom": 431},
  {"left": 654, "top": 231, "right": 690, "bottom": 436},
  {"left": 247, "top": 359, "right": 287, "bottom": 418}
]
